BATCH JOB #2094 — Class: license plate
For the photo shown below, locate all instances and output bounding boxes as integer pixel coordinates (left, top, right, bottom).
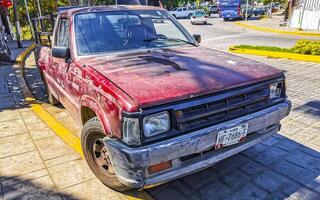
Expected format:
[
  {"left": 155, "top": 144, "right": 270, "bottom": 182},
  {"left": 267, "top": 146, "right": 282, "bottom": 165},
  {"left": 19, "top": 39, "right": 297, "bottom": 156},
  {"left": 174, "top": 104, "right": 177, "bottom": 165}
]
[{"left": 215, "top": 124, "right": 248, "bottom": 149}]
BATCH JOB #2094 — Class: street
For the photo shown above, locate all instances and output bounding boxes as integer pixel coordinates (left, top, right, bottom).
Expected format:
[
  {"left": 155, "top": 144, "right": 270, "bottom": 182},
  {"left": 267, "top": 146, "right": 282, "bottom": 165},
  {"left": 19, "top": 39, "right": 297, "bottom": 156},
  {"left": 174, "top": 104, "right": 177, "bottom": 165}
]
[
  {"left": 178, "top": 16, "right": 320, "bottom": 51},
  {"left": 0, "top": 16, "right": 320, "bottom": 200}
]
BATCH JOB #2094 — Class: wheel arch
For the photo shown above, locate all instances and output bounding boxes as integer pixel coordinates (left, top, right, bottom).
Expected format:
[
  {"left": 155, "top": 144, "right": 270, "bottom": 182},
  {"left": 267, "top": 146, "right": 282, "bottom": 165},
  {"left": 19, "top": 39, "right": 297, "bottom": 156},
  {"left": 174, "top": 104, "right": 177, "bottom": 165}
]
[{"left": 80, "top": 95, "right": 112, "bottom": 136}]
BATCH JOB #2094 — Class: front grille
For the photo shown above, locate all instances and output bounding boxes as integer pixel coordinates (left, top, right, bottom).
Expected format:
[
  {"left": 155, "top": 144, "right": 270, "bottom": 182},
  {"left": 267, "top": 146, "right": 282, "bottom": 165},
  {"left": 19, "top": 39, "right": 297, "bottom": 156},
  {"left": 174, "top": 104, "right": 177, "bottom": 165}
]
[{"left": 175, "top": 85, "right": 270, "bottom": 131}]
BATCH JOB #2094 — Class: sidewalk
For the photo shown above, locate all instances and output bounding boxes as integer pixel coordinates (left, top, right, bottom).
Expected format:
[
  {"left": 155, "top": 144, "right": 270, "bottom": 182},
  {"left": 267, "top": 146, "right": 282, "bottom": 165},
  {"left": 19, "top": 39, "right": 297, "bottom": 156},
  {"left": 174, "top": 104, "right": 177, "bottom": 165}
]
[
  {"left": 236, "top": 16, "right": 320, "bottom": 36},
  {"left": 7, "top": 40, "right": 33, "bottom": 62}
]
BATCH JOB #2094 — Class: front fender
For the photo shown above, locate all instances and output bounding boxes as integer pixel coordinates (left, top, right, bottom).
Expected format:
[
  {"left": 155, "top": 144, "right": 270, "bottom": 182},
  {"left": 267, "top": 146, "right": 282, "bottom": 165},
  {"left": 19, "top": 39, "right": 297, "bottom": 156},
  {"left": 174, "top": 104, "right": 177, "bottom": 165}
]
[{"left": 80, "top": 95, "right": 113, "bottom": 136}]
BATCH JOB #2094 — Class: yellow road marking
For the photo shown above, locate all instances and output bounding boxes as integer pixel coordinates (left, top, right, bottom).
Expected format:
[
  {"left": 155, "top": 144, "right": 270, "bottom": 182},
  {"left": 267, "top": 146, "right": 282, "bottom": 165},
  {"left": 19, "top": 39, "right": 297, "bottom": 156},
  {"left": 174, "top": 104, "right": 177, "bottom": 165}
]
[
  {"left": 29, "top": 101, "right": 84, "bottom": 158},
  {"left": 229, "top": 47, "right": 320, "bottom": 63},
  {"left": 235, "top": 22, "right": 320, "bottom": 37}
]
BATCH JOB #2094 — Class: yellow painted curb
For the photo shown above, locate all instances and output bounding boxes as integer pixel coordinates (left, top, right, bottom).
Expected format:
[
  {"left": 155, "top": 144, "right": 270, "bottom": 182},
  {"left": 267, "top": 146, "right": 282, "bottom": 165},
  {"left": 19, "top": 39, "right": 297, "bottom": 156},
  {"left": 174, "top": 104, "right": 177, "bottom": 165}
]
[
  {"left": 229, "top": 46, "right": 320, "bottom": 63},
  {"left": 16, "top": 43, "right": 36, "bottom": 63},
  {"left": 30, "top": 102, "right": 84, "bottom": 158},
  {"left": 235, "top": 22, "right": 320, "bottom": 37}
]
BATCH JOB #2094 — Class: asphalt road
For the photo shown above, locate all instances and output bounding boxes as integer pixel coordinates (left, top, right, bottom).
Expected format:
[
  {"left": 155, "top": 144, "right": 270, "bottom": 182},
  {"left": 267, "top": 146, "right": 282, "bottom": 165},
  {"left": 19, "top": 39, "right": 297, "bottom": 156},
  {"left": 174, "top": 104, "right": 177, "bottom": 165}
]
[{"left": 177, "top": 16, "right": 319, "bottom": 51}]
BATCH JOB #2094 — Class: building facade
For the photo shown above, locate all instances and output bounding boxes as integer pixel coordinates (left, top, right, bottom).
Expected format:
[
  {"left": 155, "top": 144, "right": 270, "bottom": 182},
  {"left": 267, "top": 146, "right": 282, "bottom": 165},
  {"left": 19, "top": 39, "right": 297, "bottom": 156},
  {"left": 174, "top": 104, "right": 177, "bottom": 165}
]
[{"left": 289, "top": 0, "right": 320, "bottom": 30}]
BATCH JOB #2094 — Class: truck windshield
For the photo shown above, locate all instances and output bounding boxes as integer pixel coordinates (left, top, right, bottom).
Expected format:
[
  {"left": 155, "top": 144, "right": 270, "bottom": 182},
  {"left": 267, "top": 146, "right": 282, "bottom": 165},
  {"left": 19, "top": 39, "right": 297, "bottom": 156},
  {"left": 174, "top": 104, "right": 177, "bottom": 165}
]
[{"left": 74, "top": 10, "right": 194, "bottom": 56}]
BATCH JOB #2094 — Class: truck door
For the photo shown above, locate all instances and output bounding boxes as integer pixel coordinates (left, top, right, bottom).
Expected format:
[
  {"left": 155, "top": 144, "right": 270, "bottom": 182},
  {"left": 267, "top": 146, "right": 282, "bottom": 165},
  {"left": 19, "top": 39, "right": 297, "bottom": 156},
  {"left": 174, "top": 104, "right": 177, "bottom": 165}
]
[
  {"left": 182, "top": 7, "right": 187, "bottom": 18},
  {"left": 176, "top": 8, "right": 182, "bottom": 18},
  {"left": 51, "top": 18, "right": 75, "bottom": 110}
]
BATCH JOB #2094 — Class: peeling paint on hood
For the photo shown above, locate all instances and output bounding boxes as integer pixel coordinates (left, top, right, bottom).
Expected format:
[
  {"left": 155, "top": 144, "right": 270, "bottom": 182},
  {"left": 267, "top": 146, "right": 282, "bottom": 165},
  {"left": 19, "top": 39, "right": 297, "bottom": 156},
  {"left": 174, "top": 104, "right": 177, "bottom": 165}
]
[{"left": 80, "top": 46, "right": 282, "bottom": 108}]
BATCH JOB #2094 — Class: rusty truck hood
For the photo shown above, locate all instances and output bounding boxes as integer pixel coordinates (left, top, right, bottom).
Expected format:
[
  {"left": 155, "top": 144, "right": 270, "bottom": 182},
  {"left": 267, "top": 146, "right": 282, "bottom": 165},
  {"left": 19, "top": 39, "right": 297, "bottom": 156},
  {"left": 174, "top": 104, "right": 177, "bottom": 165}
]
[{"left": 81, "top": 46, "right": 282, "bottom": 108}]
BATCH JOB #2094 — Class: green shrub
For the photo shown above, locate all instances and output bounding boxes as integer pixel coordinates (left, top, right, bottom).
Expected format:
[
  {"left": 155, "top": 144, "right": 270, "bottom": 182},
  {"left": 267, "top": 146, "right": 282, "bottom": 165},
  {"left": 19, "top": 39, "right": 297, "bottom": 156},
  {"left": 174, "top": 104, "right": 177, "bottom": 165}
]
[
  {"left": 233, "top": 39, "right": 320, "bottom": 56},
  {"left": 292, "top": 40, "right": 320, "bottom": 55},
  {"left": 233, "top": 45, "right": 293, "bottom": 53}
]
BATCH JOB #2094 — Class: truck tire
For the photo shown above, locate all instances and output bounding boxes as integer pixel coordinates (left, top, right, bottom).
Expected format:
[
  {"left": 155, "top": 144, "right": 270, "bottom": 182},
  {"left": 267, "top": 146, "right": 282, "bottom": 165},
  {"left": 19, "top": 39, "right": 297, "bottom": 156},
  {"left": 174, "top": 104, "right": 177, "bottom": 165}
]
[
  {"left": 188, "top": 13, "right": 192, "bottom": 19},
  {"left": 41, "top": 72, "right": 59, "bottom": 105},
  {"left": 81, "top": 117, "right": 131, "bottom": 192}
]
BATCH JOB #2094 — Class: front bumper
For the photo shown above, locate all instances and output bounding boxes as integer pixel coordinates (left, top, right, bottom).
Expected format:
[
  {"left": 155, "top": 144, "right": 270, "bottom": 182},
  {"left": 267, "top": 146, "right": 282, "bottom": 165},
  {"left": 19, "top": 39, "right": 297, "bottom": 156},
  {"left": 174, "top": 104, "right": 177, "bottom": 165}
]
[{"left": 104, "top": 101, "right": 291, "bottom": 189}]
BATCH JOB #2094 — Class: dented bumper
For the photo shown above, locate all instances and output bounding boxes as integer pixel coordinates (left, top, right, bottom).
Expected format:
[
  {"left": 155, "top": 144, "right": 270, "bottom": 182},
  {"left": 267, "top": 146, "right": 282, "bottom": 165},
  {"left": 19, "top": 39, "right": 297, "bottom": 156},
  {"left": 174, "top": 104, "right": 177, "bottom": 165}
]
[{"left": 103, "top": 101, "right": 291, "bottom": 189}]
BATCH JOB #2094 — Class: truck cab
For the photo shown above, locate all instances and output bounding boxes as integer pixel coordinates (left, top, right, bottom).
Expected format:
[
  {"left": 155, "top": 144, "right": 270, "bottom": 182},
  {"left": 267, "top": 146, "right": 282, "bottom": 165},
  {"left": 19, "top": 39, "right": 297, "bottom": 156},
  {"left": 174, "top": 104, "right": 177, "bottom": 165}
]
[
  {"left": 169, "top": 7, "right": 194, "bottom": 18},
  {"left": 36, "top": 5, "right": 291, "bottom": 191}
]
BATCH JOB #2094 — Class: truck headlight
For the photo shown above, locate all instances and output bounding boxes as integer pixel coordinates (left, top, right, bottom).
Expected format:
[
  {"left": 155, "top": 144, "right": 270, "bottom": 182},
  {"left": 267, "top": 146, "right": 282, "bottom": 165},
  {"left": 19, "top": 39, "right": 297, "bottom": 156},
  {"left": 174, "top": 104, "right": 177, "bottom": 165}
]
[
  {"left": 270, "top": 81, "right": 283, "bottom": 100},
  {"left": 143, "top": 111, "right": 170, "bottom": 137},
  {"left": 122, "top": 117, "right": 141, "bottom": 146}
]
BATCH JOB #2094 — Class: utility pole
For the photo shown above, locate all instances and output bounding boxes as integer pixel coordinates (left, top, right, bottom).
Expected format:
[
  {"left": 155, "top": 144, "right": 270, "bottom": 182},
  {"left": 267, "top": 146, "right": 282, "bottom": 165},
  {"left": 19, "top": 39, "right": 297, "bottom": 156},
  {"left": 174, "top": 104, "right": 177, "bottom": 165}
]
[
  {"left": 299, "top": 0, "right": 307, "bottom": 29},
  {"left": 245, "top": 0, "right": 249, "bottom": 21},
  {"left": 269, "top": 0, "right": 273, "bottom": 18},
  {"left": 12, "top": 0, "right": 22, "bottom": 48}
]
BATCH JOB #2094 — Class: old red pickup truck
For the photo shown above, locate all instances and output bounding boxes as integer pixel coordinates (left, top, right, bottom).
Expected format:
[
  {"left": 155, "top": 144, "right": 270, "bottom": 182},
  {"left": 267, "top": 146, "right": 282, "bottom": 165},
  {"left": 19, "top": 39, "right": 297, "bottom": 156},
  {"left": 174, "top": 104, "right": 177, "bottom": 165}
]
[{"left": 36, "top": 5, "right": 291, "bottom": 191}]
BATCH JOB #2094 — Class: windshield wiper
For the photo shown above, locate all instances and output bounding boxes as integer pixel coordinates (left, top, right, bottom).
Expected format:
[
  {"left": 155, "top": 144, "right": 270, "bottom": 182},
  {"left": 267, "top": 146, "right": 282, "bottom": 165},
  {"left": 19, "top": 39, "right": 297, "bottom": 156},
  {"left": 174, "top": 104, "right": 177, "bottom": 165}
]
[{"left": 144, "top": 37, "right": 198, "bottom": 47}]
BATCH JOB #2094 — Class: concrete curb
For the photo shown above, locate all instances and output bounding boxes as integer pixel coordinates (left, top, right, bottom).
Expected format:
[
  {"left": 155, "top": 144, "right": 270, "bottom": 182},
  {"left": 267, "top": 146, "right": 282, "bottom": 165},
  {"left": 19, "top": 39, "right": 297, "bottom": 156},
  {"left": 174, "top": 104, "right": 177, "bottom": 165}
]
[
  {"left": 16, "top": 43, "right": 36, "bottom": 63},
  {"left": 13, "top": 43, "right": 156, "bottom": 200},
  {"left": 229, "top": 46, "right": 320, "bottom": 63},
  {"left": 235, "top": 22, "right": 320, "bottom": 37}
]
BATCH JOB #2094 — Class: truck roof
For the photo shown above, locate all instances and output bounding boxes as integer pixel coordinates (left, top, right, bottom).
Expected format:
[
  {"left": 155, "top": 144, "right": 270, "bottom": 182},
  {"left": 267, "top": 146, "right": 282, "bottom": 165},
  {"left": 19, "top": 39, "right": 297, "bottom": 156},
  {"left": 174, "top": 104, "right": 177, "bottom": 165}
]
[{"left": 60, "top": 5, "right": 164, "bottom": 16}]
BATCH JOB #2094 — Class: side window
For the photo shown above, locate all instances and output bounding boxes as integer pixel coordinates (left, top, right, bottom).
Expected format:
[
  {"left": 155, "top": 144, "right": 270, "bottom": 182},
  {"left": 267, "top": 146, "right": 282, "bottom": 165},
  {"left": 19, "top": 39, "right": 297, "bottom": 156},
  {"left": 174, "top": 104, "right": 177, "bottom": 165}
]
[
  {"left": 182, "top": 8, "right": 187, "bottom": 11},
  {"left": 177, "top": 8, "right": 182, "bottom": 12},
  {"left": 56, "top": 19, "right": 69, "bottom": 47}
]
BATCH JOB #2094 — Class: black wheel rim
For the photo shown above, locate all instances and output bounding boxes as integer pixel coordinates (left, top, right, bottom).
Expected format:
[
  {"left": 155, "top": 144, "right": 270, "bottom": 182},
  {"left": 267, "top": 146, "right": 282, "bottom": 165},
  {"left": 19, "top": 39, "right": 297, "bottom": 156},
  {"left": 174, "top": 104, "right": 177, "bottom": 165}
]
[{"left": 92, "top": 138, "right": 115, "bottom": 175}]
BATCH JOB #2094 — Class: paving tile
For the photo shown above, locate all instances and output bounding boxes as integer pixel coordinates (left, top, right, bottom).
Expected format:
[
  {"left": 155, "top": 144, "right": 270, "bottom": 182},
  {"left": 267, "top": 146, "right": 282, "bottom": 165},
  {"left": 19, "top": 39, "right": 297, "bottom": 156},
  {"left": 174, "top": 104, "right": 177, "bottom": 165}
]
[
  {"left": 45, "top": 152, "right": 81, "bottom": 168},
  {"left": 153, "top": 186, "right": 188, "bottom": 200},
  {"left": 1, "top": 169, "right": 48, "bottom": 187},
  {"left": 300, "top": 146, "right": 320, "bottom": 160},
  {"left": 288, "top": 187, "right": 320, "bottom": 200},
  {"left": 261, "top": 136, "right": 280, "bottom": 147},
  {"left": 274, "top": 139, "right": 302, "bottom": 152},
  {"left": 273, "top": 160, "right": 318, "bottom": 186},
  {"left": 20, "top": 111, "right": 43, "bottom": 124},
  {"left": 280, "top": 124, "right": 303, "bottom": 136},
  {"left": 291, "top": 131, "right": 317, "bottom": 143},
  {"left": 220, "top": 170, "right": 250, "bottom": 189},
  {"left": 253, "top": 171, "right": 289, "bottom": 193},
  {"left": 167, "top": 181, "right": 201, "bottom": 200},
  {"left": 34, "top": 136, "right": 75, "bottom": 161},
  {"left": 48, "top": 159, "right": 95, "bottom": 190},
  {"left": 222, "top": 183, "right": 269, "bottom": 200},
  {"left": 181, "top": 166, "right": 220, "bottom": 190},
  {"left": 0, "top": 119, "right": 27, "bottom": 138},
  {"left": 60, "top": 179, "right": 124, "bottom": 200},
  {"left": 3, "top": 176, "right": 62, "bottom": 200},
  {"left": 0, "top": 151, "right": 46, "bottom": 182},
  {"left": 0, "top": 133, "right": 35, "bottom": 158},
  {"left": 26, "top": 122, "right": 56, "bottom": 140},
  {"left": 43, "top": 105, "right": 69, "bottom": 119},
  {"left": 200, "top": 180, "right": 231, "bottom": 200},
  {"left": 241, "top": 143, "right": 268, "bottom": 159},
  {"left": 239, "top": 161, "right": 267, "bottom": 177},
  {"left": 253, "top": 147, "right": 288, "bottom": 166},
  {"left": 0, "top": 110, "right": 21, "bottom": 122},
  {"left": 56, "top": 116, "right": 81, "bottom": 133},
  {"left": 286, "top": 150, "right": 320, "bottom": 173}
]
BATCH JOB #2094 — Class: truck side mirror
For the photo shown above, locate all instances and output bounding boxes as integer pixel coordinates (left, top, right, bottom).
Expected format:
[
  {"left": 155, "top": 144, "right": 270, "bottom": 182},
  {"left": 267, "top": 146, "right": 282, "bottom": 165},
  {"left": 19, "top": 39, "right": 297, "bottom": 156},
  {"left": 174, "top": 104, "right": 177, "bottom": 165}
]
[
  {"left": 52, "top": 46, "right": 70, "bottom": 62},
  {"left": 193, "top": 34, "right": 201, "bottom": 43}
]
